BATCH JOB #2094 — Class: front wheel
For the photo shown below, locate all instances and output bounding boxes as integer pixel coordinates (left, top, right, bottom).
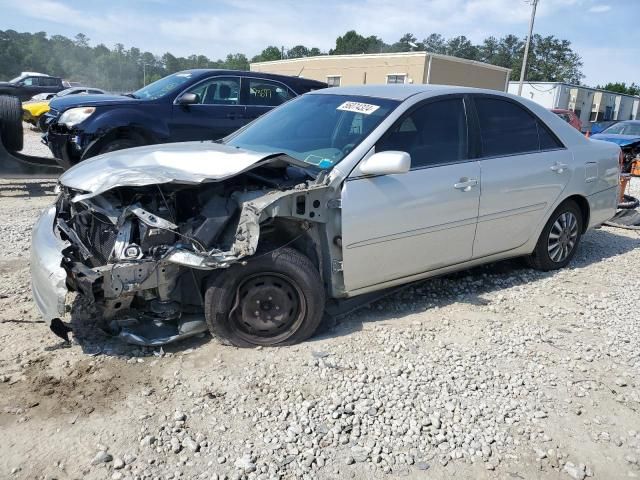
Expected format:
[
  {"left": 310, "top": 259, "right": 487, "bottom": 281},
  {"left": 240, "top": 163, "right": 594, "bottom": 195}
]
[
  {"left": 526, "top": 200, "right": 583, "bottom": 271},
  {"left": 97, "top": 137, "right": 143, "bottom": 156},
  {"left": 204, "top": 247, "right": 325, "bottom": 347}
]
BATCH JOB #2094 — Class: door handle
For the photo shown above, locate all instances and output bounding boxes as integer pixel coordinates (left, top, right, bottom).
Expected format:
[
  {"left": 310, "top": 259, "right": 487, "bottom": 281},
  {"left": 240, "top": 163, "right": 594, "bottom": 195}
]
[
  {"left": 454, "top": 178, "right": 478, "bottom": 192},
  {"left": 550, "top": 162, "right": 568, "bottom": 173},
  {"left": 226, "top": 113, "right": 242, "bottom": 119}
]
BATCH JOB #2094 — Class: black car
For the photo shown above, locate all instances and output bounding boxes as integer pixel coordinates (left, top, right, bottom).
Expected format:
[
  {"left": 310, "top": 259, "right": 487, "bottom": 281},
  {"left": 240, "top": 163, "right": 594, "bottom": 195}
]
[
  {"left": 0, "top": 72, "right": 65, "bottom": 101},
  {"left": 43, "top": 69, "right": 327, "bottom": 168}
]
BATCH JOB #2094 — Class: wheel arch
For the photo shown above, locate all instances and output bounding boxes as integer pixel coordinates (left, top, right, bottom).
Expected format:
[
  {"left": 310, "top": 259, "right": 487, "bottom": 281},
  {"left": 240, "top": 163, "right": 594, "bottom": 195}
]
[
  {"left": 561, "top": 194, "right": 590, "bottom": 233},
  {"left": 82, "top": 126, "right": 157, "bottom": 159}
]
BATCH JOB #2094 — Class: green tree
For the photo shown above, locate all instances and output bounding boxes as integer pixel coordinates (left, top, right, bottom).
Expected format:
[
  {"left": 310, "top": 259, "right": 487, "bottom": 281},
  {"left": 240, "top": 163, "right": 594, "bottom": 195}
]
[
  {"left": 597, "top": 82, "right": 640, "bottom": 96},
  {"left": 251, "top": 45, "right": 281, "bottom": 63},
  {"left": 287, "top": 45, "right": 309, "bottom": 58},
  {"left": 423, "top": 33, "right": 447, "bottom": 54},
  {"left": 331, "top": 30, "right": 386, "bottom": 54},
  {"left": 445, "top": 36, "right": 479, "bottom": 60}
]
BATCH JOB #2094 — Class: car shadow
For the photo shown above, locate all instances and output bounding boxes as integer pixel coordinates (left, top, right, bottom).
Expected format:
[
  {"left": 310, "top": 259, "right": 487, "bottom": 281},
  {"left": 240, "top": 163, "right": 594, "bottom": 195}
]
[
  {"left": 315, "top": 226, "right": 640, "bottom": 341},
  {"left": 0, "top": 180, "right": 57, "bottom": 197},
  {"left": 62, "top": 226, "right": 638, "bottom": 355}
]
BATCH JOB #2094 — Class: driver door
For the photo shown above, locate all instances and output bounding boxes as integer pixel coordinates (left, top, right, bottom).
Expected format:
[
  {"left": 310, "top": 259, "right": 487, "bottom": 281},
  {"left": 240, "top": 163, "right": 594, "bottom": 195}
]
[
  {"left": 341, "top": 97, "right": 481, "bottom": 292},
  {"left": 170, "top": 76, "right": 246, "bottom": 141}
]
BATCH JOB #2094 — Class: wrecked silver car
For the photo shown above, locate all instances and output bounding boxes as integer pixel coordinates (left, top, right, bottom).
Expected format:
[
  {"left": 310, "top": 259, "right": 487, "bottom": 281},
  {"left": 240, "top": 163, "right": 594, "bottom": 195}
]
[{"left": 31, "top": 85, "right": 620, "bottom": 347}]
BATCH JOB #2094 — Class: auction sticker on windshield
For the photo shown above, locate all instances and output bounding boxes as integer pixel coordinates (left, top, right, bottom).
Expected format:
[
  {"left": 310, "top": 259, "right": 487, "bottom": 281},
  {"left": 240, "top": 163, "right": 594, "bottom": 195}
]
[{"left": 337, "top": 101, "right": 380, "bottom": 115}]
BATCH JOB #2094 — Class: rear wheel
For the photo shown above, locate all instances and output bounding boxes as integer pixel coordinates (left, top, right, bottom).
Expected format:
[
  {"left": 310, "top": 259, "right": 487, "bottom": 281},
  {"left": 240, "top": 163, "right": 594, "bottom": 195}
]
[
  {"left": 204, "top": 247, "right": 325, "bottom": 347},
  {"left": 0, "top": 95, "right": 24, "bottom": 152},
  {"left": 526, "top": 200, "right": 583, "bottom": 271}
]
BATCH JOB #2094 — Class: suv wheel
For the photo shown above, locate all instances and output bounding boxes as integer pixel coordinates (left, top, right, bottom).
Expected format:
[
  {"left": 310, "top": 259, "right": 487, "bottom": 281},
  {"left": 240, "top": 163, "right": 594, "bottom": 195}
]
[
  {"left": 204, "top": 247, "right": 325, "bottom": 347},
  {"left": 526, "top": 200, "right": 583, "bottom": 271},
  {"left": 97, "top": 138, "right": 142, "bottom": 156},
  {"left": 0, "top": 95, "right": 24, "bottom": 152}
]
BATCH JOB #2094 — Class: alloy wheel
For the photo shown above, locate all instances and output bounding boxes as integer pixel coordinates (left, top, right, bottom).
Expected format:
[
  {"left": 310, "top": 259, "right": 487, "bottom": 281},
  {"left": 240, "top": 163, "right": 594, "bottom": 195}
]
[{"left": 547, "top": 211, "right": 579, "bottom": 263}]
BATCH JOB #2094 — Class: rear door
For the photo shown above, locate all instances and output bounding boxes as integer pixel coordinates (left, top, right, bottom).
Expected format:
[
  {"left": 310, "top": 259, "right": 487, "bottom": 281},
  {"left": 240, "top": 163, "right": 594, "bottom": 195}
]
[
  {"left": 341, "top": 96, "right": 481, "bottom": 291},
  {"left": 470, "top": 95, "right": 572, "bottom": 258},
  {"left": 170, "top": 76, "right": 246, "bottom": 141},
  {"left": 243, "top": 77, "right": 295, "bottom": 122}
]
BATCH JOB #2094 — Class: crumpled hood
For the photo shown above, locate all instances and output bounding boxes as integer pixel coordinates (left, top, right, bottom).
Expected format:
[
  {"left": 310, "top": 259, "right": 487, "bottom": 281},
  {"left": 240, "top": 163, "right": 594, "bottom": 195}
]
[
  {"left": 60, "top": 141, "right": 283, "bottom": 201},
  {"left": 590, "top": 134, "right": 640, "bottom": 147}
]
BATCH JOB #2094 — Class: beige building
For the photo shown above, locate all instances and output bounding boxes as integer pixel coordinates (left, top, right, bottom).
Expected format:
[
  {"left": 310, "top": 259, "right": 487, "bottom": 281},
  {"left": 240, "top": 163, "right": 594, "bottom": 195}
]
[{"left": 251, "top": 52, "right": 512, "bottom": 92}]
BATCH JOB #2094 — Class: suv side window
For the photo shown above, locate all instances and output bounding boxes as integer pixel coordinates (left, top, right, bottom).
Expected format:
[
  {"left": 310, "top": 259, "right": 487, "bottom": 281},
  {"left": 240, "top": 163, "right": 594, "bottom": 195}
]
[
  {"left": 377, "top": 98, "right": 468, "bottom": 168},
  {"left": 186, "top": 77, "right": 240, "bottom": 105},
  {"left": 21, "top": 77, "right": 36, "bottom": 86},
  {"left": 475, "top": 97, "right": 553, "bottom": 157},
  {"left": 247, "top": 79, "right": 293, "bottom": 107}
]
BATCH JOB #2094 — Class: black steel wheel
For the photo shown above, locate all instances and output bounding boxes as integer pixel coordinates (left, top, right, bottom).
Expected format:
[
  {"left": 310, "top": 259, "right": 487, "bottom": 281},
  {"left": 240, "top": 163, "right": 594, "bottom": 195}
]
[{"left": 204, "top": 247, "right": 325, "bottom": 347}]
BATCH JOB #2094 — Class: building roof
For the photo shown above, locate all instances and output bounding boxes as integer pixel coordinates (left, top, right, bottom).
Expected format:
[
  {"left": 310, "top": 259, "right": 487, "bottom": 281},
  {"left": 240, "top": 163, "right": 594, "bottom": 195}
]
[{"left": 252, "top": 51, "right": 511, "bottom": 73}]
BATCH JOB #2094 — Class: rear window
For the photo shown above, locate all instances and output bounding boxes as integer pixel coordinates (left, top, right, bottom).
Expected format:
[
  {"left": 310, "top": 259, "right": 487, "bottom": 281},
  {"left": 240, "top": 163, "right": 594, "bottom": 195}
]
[{"left": 475, "top": 97, "right": 562, "bottom": 157}]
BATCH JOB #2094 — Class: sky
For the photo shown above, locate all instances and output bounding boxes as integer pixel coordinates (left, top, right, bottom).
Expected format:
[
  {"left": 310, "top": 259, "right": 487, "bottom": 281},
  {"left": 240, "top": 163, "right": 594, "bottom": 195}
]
[{"left": 0, "top": 0, "right": 635, "bottom": 87}]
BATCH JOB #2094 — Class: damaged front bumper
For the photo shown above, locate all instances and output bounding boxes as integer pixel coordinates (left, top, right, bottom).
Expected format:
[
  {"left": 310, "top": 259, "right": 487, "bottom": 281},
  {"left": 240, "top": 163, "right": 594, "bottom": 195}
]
[{"left": 30, "top": 205, "right": 69, "bottom": 326}]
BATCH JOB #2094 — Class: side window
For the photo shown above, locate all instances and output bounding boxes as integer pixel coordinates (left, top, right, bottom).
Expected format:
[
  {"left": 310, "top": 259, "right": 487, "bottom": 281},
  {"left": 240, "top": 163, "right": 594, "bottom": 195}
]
[
  {"left": 475, "top": 97, "right": 540, "bottom": 157},
  {"left": 247, "top": 79, "right": 292, "bottom": 107},
  {"left": 21, "top": 77, "right": 36, "bottom": 86},
  {"left": 186, "top": 77, "right": 240, "bottom": 105},
  {"left": 44, "top": 77, "right": 59, "bottom": 87},
  {"left": 538, "top": 122, "right": 563, "bottom": 150},
  {"left": 377, "top": 98, "right": 468, "bottom": 168}
]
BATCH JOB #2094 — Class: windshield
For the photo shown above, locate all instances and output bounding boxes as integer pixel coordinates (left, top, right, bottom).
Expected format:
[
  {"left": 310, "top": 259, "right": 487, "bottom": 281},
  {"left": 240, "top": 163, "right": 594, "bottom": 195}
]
[
  {"left": 132, "top": 71, "right": 195, "bottom": 100},
  {"left": 56, "top": 88, "right": 80, "bottom": 97},
  {"left": 602, "top": 122, "right": 640, "bottom": 136},
  {"left": 226, "top": 94, "right": 400, "bottom": 169},
  {"left": 9, "top": 75, "right": 26, "bottom": 83}
]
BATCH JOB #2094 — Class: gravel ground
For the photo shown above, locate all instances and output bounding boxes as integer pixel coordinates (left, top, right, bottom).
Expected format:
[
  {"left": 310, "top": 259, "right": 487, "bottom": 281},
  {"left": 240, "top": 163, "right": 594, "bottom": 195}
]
[
  {"left": 1, "top": 135, "right": 640, "bottom": 480},
  {"left": 20, "top": 122, "right": 53, "bottom": 158}
]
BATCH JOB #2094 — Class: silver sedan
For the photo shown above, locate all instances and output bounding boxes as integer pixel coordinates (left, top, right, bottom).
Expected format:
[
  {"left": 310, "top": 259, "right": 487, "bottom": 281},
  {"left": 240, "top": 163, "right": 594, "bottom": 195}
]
[{"left": 31, "top": 85, "right": 620, "bottom": 347}]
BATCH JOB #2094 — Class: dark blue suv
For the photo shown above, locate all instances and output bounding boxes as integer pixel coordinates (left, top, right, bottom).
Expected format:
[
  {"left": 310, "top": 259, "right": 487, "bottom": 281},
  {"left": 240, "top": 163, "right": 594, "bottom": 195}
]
[{"left": 43, "top": 69, "right": 326, "bottom": 168}]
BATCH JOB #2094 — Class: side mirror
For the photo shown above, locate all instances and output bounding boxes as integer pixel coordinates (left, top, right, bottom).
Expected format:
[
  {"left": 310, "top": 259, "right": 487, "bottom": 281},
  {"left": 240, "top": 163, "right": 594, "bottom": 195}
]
[
  {"left": 177, "top": 93, "right": 198, "bottom": 105},
  {"left": 359, "top": 151, "right": 411, "bottom": 176}
]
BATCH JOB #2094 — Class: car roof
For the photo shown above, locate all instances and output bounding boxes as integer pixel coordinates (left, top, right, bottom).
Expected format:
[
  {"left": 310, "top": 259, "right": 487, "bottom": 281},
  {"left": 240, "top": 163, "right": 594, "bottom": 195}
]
[
  {"left": 309, "top": 84, "right": 509, "bottom": 101},
  {"left": 178, "top": 69, "right": 327, "bottom": 87}
]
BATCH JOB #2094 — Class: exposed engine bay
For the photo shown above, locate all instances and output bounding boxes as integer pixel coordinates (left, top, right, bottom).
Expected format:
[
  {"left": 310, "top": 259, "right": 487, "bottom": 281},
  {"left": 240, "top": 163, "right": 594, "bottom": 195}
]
[{"left": 53, "top": 159, "right": 336, "bottom": 346}]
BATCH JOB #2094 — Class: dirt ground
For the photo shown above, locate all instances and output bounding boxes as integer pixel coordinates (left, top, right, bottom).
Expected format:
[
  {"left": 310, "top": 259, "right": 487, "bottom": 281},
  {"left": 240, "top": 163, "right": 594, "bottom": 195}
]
[{"left": 2, "top": 130, "right": 640, "bottom": 480}]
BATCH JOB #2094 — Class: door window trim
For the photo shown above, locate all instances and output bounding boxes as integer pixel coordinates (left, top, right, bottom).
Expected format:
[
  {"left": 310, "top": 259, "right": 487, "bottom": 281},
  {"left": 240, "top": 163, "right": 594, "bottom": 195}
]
[
  {"left": 467, "top": 93, "right": 567, "bottom": 161},
  {"left": 172, "top": 75, "right": 242, "bottom": 105},
  {"left": 374, "top": 93, "right": 474, "bottom": 172}
]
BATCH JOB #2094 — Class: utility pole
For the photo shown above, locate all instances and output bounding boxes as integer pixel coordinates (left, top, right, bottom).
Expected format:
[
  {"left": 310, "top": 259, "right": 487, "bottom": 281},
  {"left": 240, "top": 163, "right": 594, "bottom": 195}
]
[
  {"left": 517, "top": 0, "right": 539, "bottom": 96},
  {"left": 143, "top": 63, "right": 147, "bottom": 87}
]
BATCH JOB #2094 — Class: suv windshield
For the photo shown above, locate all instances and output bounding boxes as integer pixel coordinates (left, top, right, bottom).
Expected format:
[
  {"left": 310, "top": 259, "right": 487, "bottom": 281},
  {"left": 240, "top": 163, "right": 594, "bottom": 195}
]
[
  {"left": 132, "top": 71, "right": 195, "bottom": 100},
  {"left": 226, "top": 94, "right": 399, "bottom": 169},
  {"left": 602, "top": 122, "right": 640, "bottom": 136}
]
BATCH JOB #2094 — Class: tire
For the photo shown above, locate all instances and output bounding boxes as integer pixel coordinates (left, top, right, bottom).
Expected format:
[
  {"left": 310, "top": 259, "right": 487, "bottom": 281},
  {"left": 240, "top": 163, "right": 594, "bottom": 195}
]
[
  {"left": 526, "top": 200, "right": 583, "bottom": 271},
  {"left": 97, "top": 137, "right": 142, "bottom": 156},
  {"left": 0, "top": 95, "right": 23, "bottom": 152},
  {"left": 204, "top": 247, "right": 325, "bottom": 347}
]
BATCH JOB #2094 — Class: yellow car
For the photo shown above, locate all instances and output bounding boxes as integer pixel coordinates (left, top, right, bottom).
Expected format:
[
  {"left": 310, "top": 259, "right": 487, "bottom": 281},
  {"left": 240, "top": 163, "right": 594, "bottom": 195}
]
[{"left": 23, "top": 87, "right": 106, "bottom": 131}]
